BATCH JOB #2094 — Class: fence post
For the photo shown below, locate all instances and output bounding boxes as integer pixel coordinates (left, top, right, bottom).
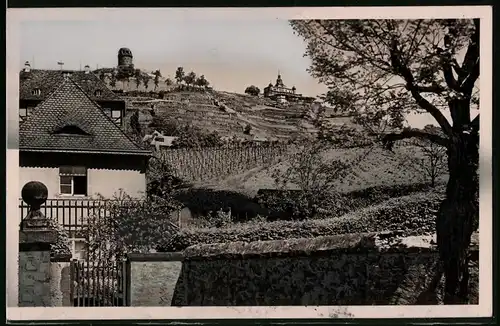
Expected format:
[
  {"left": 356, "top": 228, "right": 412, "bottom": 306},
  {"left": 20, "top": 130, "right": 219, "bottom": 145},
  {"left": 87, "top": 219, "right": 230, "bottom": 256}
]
[
  {"left": 18, "top": 181, "right": 61, "bottom": 307},
  {"left": 124, "top": 257, "right": 131, "bottom": 306}
]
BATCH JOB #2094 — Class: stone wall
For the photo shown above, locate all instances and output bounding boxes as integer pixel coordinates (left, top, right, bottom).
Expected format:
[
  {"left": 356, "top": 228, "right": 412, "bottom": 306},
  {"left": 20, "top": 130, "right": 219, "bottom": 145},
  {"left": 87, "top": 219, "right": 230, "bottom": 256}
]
[
  {"left": 127, "top": 252, "right": 185, "bottom": 306},
  {"left": 50, "top": 256, "right": 72, "bottom": 307},
  {"left": 18, "top": 252, "right": 73, "bottom": 307},
  {"left": 18, "top": 250, "right": 52, "bottom": 307},
  {"left": 19, "top": 224, "right": 72, "bottom": 307},
  {"left": 126, "top": 232, "right": 479, "bottom": 306}
]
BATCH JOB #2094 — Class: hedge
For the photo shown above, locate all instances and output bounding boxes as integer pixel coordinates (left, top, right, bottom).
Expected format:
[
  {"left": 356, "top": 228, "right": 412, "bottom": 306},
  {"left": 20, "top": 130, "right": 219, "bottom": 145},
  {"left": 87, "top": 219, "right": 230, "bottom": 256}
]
[
  {"left": 256, "top": 182, "right": 444, "bottom": 221},
  {"left": 157, "top": 190, "right": 445, "bottom": 252}
]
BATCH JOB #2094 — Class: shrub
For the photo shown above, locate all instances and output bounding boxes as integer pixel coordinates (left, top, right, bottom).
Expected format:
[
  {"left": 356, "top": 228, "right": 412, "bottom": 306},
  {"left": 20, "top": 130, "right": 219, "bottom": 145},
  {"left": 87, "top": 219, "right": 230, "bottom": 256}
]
[
  {"left": 257, "top": 182, "right": 441, "bottom": 221},
  {"left": 157, "top": 190, "right": 444, "bottom": 252},
  {"left": 48, "top": 218, "right": 71, "bottom": 257},
  {"left": 87, "top": 191, "right": 181, "bottom": 260}
]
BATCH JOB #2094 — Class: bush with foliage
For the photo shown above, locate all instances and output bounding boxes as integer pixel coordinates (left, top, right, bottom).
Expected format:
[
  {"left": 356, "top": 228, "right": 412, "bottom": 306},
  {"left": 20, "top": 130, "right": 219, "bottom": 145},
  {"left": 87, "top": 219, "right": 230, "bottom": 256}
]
[
  {"left": 157, "top": 190, "right": 444, "bottom": 252},
  {"left": 48, "top": 217, "right": 71, "bottom": 257},
  {"left": 86, "top": 191, "right": 181, "bottom": 260},
  {"left": 257, "top": 181, "right": 441, "bottom": 221}
]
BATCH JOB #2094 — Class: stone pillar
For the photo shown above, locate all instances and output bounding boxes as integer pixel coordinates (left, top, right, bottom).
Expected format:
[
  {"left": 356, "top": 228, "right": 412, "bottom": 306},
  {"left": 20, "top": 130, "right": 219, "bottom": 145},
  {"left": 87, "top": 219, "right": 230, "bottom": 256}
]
[{"left": 18, "top": 181, "right": 59, "bottom": 307}]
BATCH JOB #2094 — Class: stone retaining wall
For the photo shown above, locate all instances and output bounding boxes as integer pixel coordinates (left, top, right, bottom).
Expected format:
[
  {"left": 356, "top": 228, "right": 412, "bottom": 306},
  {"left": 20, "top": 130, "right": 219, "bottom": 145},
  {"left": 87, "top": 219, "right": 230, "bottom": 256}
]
[{"left": 126, "top": 232, "right": 479, "bottom": 306}]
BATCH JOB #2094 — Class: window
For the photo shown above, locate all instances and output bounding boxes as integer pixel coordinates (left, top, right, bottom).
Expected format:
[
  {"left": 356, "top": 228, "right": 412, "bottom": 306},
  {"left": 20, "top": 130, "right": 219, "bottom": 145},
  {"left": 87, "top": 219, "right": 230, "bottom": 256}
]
[
  {"left": 72, "top": 238, "right": 88, "bottom": 260},
  {"left": 31, "top": 88, "right": 41, "bottom": 96},
  {"left": 95, "top": 90, "right": 102, "bottom": 97},
  {"left": 59, "top": 166, "right": 87, "bottom": 196},
  {"left": 103, "top": 108, "right": 122, "bottom": 125},
  {"left": 19, "top": 107, "right": 35, "bottom": 121},
  {"left": 67, "top": 231, "right": 88, "bottom": 260}
]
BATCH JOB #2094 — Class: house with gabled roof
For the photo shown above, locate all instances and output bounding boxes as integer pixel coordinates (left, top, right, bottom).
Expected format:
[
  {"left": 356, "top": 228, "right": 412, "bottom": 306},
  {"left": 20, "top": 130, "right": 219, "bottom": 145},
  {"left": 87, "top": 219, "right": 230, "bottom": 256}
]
[
  {"left": 19, "top": 62, "right": 125, "bottom": 127},
  {"left": 19, "top": 76, "right": 151, "bottom": 200}
]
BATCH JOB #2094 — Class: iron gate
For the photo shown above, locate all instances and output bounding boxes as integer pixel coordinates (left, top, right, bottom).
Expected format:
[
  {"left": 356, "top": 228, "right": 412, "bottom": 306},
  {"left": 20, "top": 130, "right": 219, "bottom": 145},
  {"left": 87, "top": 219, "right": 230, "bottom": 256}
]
[{"left": 70, "top": 258, "right": 129, "bottom": 306}]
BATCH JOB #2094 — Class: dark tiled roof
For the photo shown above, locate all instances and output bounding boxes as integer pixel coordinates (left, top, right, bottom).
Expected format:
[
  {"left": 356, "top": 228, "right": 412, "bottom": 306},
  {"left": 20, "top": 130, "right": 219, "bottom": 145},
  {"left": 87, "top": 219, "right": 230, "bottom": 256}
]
[
  {"left": 20, "top": 69, "right": 121, "bottom": 102},
  {"left": 19, "top": 78, "right": 150, "bottom": 156}
]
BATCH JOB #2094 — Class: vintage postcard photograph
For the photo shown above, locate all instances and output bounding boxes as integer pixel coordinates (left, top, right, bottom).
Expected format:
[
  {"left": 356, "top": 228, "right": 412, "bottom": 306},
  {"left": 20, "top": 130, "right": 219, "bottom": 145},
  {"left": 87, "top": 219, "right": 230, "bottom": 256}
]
[{"left": 6, "top": 6, "right": 493, "bottom": 321}]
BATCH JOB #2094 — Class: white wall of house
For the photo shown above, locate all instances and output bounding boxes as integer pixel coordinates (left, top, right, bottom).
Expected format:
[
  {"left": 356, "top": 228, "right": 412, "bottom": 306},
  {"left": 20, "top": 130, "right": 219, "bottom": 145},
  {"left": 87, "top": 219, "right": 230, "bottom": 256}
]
[
  {"left": 87, "top": 169, "right": 146, "bottom": 198},
  {"left": 19, "top": 167, "right": 146, "bottom": 199}
]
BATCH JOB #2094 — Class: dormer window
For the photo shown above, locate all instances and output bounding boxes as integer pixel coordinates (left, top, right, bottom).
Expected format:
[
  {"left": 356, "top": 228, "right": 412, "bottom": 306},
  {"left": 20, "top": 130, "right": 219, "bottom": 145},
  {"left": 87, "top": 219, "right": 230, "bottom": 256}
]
[
  {"left": 95, "top": 90, "right": 102, "bottom": 97},
  {"left": 19, "top": 106, "right": 34, "bottom": 121},
  {"left": 31, "top": 88, "right": 41, "bottom": 96},
  {"left": 103, "top": 108, "right": 122, "bottom": 126},
  {"left": 53, "top": 124, "right": 90, "bottom": 136}
]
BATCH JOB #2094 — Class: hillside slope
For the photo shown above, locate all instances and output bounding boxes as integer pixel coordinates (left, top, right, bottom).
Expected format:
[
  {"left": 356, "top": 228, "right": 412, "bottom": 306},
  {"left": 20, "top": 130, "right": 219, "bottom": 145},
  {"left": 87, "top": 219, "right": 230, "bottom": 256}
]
[
  {"left": 203, "top": 145, "right": 449, "bottom": 196},
  {"left": 123, "top": 89, "right": 355, "bottom": 140}
]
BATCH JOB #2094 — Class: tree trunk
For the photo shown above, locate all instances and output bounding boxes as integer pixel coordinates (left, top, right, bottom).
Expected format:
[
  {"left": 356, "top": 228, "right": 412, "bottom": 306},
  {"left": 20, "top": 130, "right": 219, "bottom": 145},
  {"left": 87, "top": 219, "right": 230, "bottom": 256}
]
[{"left": 436, "top": 131, "right": 479, "bottom": 304}]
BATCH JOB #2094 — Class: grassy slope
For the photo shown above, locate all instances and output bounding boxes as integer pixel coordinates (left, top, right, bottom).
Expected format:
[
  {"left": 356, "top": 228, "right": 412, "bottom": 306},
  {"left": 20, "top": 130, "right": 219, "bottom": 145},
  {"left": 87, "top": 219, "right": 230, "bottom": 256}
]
[{"left": 211, "top": 145, "right": 448, "bottom": 196}]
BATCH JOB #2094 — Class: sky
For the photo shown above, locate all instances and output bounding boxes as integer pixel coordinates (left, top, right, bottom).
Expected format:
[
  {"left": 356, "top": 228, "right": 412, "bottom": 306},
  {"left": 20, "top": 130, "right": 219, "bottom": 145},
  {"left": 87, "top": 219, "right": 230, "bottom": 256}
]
[
  {"left": 20, "top": 19, "right": 328, "bottom": 98},
  {"left": 18, "top": 18, "right": 460, "bottom": 128}
]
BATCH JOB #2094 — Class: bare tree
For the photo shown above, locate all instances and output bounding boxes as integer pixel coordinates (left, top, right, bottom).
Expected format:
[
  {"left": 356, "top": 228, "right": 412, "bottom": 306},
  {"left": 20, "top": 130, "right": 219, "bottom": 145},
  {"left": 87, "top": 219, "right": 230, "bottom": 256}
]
[
  {"left": 399, "top": 135, "right": 448, "bottom": 187},
  {"left": 271, "top": 140, "right": 371, "bottom": 220}
]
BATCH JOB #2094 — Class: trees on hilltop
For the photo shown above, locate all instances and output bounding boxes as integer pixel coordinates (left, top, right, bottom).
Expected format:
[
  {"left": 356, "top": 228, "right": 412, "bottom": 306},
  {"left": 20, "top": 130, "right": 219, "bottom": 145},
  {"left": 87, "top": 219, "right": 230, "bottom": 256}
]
[{"left": 245, "top": 85, "right": 261, "bottom": 96}]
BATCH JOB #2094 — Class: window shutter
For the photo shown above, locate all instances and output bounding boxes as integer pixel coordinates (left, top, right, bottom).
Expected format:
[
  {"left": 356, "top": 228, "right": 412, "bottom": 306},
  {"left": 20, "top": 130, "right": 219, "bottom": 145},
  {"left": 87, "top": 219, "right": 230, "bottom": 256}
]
[{"left": 59, "top": 166, "right": 87, "bottom": 176}]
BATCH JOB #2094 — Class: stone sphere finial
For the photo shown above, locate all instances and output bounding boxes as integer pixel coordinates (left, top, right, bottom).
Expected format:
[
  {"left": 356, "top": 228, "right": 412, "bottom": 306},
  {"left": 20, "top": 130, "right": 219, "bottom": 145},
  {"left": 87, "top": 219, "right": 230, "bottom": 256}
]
[{"left": 21, "top": 181, "right": 48, "bottom": 210}]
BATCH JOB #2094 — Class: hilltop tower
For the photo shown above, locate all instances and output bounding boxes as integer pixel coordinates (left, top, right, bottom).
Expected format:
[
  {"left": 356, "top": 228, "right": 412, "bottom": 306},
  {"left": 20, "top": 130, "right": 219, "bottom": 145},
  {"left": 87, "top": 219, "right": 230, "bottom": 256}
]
[
  {"left": 118, "top": 48, "right": 133, "bottom": 67},
  {"left": 117, "top": 48, "right": 135, "bottom": 78}
]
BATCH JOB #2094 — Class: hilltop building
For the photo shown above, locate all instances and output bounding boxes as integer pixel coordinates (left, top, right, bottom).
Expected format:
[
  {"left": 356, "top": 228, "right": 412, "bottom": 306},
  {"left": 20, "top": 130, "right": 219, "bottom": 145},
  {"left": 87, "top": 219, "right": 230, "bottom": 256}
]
[
  {"left": 19, "top": 62, "right": 126, "bottom": 127},
  {"left": 116, "top": 47, "right": 135, "bottom": 78},
  {"left": 263, "top": 73, "right": 314, "bottom": 104}
]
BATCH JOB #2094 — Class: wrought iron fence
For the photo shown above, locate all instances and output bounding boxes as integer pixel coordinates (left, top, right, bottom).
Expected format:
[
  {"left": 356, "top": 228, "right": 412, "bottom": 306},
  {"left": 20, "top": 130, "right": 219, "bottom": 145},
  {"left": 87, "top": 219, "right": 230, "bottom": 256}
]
[{"left": 70, "top": 258, "right": 128, "bottom": 307}]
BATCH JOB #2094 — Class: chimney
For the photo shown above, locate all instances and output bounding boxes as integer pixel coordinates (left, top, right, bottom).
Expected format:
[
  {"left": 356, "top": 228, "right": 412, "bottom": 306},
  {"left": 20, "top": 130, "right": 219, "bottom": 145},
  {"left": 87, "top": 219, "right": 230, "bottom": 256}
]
[
  {"left": 24, "top": 61, "right": 31, "bottom": 72},
  {"left": 84, "top": 65, "right": 90, "bottom": 74}
]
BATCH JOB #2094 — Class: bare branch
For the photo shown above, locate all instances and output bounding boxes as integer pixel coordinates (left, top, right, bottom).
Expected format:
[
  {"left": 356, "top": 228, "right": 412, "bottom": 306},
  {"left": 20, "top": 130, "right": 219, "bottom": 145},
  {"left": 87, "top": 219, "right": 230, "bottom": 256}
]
[
  {"left": 442, "top": 58, "right": 461, "bottom": 91},
  {"left": 382, "top": 129, "right": 450, "bottom": 149},
  {"left": 461, "top": 19, "right": 480, "bottom": 80},
  {"left": 414, "top": 84, "right": 447, "bottom": 94},
  {"left": 389, "top": 39, "right": 454, "bottom": 136},
  {"left": 451, "top": 58, "right": 465, "bottom": 77},
  {"left": 461, "top": 57, "right": 480, "bottom": 93},
  {"left": 471, "top": 114, "right": 479, "bottom": 131}
]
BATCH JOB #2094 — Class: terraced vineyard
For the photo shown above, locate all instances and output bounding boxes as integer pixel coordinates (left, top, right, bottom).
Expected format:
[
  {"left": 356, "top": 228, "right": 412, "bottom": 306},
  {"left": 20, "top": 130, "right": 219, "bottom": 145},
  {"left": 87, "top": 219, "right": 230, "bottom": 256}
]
[{"left": 123, "top": 90, "right": 351, "bottom": 140}]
